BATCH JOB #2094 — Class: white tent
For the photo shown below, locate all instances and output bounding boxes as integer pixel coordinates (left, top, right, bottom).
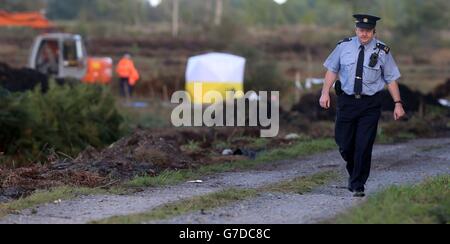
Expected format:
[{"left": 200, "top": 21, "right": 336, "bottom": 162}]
[{"left": 185, "top": 52, "right": 246, "bottom": 103}]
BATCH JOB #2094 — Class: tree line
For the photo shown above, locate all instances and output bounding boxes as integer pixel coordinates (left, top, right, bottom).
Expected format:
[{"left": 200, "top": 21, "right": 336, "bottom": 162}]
[{"left": 1, "top": 0, "right": 449, "bottom": 47}]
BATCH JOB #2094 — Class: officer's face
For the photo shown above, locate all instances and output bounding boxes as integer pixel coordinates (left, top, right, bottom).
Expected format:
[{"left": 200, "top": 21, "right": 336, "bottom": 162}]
[{"left": 356, "top": 28, "right": 375, "bottom": 45}]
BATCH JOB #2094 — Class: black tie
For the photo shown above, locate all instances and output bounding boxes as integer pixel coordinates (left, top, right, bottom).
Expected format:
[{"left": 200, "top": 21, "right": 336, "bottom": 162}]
[{"left": 354, "top": 45, "right": 364, "bottom": 98}]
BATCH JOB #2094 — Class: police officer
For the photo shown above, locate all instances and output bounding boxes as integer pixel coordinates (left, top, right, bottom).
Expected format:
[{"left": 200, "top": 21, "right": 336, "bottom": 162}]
[{"left": 319, "top": 14, "right": 406, "bottom": 197}]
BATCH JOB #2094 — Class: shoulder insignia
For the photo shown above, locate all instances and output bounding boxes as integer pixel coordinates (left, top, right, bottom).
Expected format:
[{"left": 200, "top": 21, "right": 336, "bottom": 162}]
[
  {"left": 337, "top": 38, "right": 352, "bottom": 45},
  {"left": 376, "top": 43, "right": 390, "bottom": 54}
]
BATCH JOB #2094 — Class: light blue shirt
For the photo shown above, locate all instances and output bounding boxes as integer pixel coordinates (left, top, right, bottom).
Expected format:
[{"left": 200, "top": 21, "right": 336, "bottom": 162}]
[{"left": 323, "top": 36, "right": 401, "bottom": 96}]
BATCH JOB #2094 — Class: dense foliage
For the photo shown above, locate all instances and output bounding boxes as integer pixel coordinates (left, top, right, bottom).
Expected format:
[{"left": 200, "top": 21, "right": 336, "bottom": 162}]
[{"left": 0, "top": 83, "right": 123, "bottom": 164}]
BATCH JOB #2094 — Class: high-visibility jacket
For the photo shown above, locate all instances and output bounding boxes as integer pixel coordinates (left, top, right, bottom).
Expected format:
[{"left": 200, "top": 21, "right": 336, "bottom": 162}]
[{"left": 116, "top": 57, "right": 140, "bottom": 86}]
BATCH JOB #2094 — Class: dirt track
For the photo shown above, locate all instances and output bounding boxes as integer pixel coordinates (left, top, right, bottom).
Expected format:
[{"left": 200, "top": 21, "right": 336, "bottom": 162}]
[{"left": 1, "top": 138, "right": 449, "bottom": 224}]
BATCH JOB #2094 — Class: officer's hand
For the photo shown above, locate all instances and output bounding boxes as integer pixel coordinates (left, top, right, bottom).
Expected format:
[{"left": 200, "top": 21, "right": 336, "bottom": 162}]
[
  {"left": 319, "top": 92, "right": 331, "bottom": 109},
  {"left": 394, "top": 104, "right": 406, "bottom": 121}
]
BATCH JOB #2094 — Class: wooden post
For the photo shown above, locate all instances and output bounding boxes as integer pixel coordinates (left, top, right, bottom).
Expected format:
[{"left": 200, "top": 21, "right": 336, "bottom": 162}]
[
  {"left": 419, "top": 96, "right": 426, "bottom": 118},
  {"left": 204, "top": 0, "right": 212, "bottom": 24},
  {"left": 295, "top": 71, "right": 302, "bottom": 103},
  {"left": 172, "top": 0, "right": 179, "bottom": 37},
  {"left": 214, "top": 0, "right": 223, "bottom": 26},
  {"left": 162, "top": 84, "right": 169, "bottom": 101},
  {"left": 306, "top": 46, "right": 312, "bottom": 79}
]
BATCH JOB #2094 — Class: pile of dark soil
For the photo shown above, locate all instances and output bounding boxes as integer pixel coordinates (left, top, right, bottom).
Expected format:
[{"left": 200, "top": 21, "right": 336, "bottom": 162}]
[
  {"left": 53, "top": 130, "right": 195, "bottom": 179},
  {"left": 290, "top": 92, "right": 337, "bottom": 121},
  {"left": 0, "top": 62, "right": 48, "bottom": 92},
  {"left": 0, "top": 129, "right": 196, "bottom": 202},
  {"left": 0, "top": 165, "right": 107, "bottom": 202},
  {"left": 432, "top": 79, "right": 450, "bottom": 99},
  {"left": 0, "top": 127, "right": 308, "bottom": 202},
  {"left": 380, "top": 84, "right": 440, "bottom": 112}
]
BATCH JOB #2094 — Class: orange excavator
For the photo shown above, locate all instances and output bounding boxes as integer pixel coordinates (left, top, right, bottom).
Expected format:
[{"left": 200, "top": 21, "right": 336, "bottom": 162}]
[{"left": 0, "top": 10, "right": 112, "bottom": 84}]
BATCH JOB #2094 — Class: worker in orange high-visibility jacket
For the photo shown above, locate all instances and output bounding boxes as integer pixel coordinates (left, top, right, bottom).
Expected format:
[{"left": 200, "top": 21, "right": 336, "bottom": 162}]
[{"left": 116, "top": 53, "right": 140, "bottom": 97}]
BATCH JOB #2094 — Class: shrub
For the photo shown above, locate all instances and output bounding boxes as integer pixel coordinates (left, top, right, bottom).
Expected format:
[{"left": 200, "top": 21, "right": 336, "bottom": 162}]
[{"left": 0, "top": 82, "right": 123, "bottom": 164}]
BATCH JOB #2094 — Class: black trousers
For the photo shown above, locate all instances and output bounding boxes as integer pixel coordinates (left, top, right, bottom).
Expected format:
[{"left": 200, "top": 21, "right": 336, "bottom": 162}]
[
  {"left": 119, "top": 77, "right": 133, "bottom": 97},
  {"left": 335, "top": 92, "right": 382, "bottom": 192}
]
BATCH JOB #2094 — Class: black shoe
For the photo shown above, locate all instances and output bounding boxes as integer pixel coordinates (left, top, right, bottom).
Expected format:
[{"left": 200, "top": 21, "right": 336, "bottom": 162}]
[
  {"left": 347, "top": 180, "right": 353, "bottom": 192},
  {"left": 353, "top": 190, "right": 365, "bottom": 198}
]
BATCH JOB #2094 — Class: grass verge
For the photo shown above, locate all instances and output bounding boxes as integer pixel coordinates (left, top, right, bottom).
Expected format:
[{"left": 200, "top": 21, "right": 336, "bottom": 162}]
[
  {"left": 92, "top": 188, "right": 258, "bottom": 224},
  {"left": 263, "top": 171, "right": 339, "bottom": 194},
  {"left": 331, "top": 175, "right": 450, "bottom": 224},
  {"left": 127, "top": 138, "right": 336, "bottom": 187},
  {"left": 93, "top": 171, "right": 339, "bottom": 224},
  {"left": 0, "top": 186, "right": 125, "bottom": 219}
]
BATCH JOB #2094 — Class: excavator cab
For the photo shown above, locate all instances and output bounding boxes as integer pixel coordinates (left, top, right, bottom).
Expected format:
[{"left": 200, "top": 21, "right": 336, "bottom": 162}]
[
  {"left": 29, "top": 33, "right": 87, "bottom": 80},
  {"left": 0, "top": 11, "right": 92, "bottom": 81}
]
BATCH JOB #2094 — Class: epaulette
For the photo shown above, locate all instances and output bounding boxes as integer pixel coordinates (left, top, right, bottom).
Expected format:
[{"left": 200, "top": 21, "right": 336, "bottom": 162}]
[
  {"left": 376, "top": 43, "right": 390, "bottom": 54},
  {"left": 337, "top": 38, "right": 352, "bottom": 45}
]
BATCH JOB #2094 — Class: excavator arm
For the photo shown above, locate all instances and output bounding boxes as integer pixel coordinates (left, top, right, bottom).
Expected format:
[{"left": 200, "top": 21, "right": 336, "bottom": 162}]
[{"left": 0, "top": 10, "right": 53, "bottom": 29}]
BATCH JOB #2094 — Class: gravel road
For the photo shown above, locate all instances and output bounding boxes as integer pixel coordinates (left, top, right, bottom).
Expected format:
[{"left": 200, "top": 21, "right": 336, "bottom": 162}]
[{"left": 1, "top": 138, "right": 449, "bottom": 224}]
